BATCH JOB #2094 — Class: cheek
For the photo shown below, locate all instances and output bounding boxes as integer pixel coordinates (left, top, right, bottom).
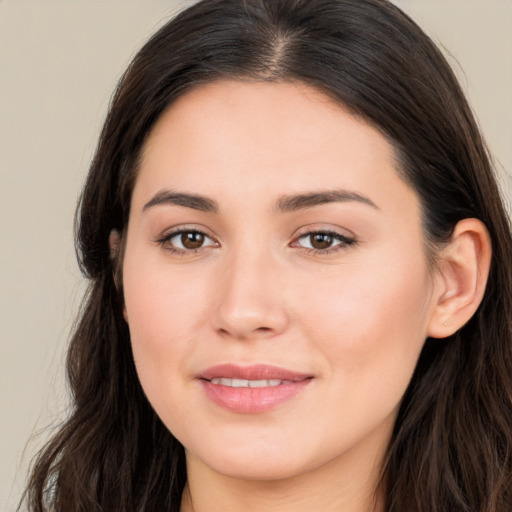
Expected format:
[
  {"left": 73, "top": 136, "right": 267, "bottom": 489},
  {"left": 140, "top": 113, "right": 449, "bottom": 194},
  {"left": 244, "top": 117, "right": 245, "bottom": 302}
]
[
  {"left": 122, "top": 248, "right": 214, "bottom": 404},
  {"left": 298, "top": 249, "right": 433, "bottom": 393},
  {"left": 124, "top": 241, "right": 211, "bottom": 336},
  {"left": 313, "top": 240, "right": 430, "bottom": 331},
  {"left": 284, "top": 253, "right": 433, "bottom": 458}
]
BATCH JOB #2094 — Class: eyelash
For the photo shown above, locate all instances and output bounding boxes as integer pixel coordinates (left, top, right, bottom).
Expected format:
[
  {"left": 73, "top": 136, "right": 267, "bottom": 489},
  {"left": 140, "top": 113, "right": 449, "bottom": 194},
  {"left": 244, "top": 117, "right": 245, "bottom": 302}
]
[
  {"left": 293, "top": 230, "right": 357, "bottom": 255},
  {"left": 156, "top": 228, "right": 217, "bottom": 255},
  {"left": 156, "top": 228, "right": 357, "bottom": 256}
]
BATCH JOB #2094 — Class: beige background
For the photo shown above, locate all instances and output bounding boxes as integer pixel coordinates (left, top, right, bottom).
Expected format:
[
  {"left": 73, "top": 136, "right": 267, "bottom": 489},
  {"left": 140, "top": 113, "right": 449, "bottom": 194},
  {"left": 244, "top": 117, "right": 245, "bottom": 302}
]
[{"left": 1, "top": 1, "right": 511, "bottom": 510}]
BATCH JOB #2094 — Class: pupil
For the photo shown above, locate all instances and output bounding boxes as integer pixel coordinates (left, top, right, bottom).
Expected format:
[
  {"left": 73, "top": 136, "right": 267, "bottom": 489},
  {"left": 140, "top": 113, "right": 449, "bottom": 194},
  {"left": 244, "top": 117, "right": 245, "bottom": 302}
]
[
  {"left": 182, "top": 232, "right": 204, "bottom": 249},
  {"left": 311, "top": 233, "right": 332, "bottom": 249}
]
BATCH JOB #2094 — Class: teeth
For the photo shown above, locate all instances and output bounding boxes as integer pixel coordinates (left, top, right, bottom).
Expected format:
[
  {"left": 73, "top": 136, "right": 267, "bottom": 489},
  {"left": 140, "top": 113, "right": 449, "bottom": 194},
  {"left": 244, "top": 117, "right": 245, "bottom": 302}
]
[{"left": 210, "top": 378, "right": 289, "bottom": 387}]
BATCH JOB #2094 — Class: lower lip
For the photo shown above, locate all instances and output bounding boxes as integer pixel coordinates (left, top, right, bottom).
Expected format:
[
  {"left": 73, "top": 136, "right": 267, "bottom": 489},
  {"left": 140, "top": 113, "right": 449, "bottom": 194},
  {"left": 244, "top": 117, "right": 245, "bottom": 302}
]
[{"left": 200, "top": 379, "right": 312, "bottom": 414}]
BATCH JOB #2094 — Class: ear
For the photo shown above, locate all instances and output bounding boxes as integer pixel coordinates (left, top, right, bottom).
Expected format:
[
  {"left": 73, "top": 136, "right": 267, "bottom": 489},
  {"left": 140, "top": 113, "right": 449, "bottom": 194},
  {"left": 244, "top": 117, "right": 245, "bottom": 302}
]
[
  {"left": 427, "top": 218, "right": 491, "bottom": 339},
  {"left": 109, "top": 229, "right": 128, "bottom": 322},
  {"left": 109, "top": 229, "right": 121, "bottom": 260}
]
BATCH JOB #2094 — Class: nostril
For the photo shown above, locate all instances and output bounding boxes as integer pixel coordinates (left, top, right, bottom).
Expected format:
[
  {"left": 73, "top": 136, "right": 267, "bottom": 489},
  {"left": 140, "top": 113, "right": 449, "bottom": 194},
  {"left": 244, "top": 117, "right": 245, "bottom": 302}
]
[
  {"left": 213, "top": 293, "right": 289, "bottom": 339},
  {"left": 216, "top": 324, "right": 277, "bottom": 340}
]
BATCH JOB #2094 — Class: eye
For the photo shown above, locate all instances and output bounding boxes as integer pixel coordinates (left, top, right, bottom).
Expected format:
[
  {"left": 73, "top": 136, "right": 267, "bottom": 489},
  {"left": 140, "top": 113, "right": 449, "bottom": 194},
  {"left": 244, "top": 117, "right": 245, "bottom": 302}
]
[
  {"left": 158, "top": 229, "right": 218, "bottom": 253},
  {"left": 293, "top": 230, "right": 356, "bottom": 253}
]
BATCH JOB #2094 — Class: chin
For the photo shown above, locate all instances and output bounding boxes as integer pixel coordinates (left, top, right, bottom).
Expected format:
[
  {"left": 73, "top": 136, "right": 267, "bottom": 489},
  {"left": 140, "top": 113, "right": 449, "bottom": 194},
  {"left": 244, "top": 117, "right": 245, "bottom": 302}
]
[
  {"left": 201, "top": 453, "right": 312, "bottom": 482},
  {"left": 184, "top": 429, "right": 330, "bottom": 483}
]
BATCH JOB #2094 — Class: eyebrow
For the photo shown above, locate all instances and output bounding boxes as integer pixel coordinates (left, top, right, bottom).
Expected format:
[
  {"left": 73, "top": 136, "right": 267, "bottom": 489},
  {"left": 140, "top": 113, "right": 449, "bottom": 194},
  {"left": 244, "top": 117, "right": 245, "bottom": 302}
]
[
  {"left": 276, "top": 189, "right": 379, "bottom": 213},
  {"left": 143, "top": 190, "right": 218, "bottom": 213},
  {"left": 142, "top": 188, "right": 378, "bottom": 214}
]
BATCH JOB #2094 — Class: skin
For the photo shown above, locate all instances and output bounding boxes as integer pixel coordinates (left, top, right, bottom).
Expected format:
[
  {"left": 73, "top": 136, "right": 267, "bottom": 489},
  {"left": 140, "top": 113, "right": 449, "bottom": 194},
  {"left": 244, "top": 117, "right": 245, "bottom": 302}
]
[{"left": 119, "top": 80, "right": 490, "bottom": 512}]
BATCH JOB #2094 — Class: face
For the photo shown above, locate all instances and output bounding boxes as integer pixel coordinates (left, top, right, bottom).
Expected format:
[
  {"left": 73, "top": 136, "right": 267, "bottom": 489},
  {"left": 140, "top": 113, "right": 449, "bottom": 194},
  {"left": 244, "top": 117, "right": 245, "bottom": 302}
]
[{"left": 122, "top": 80, "right": 441, "bottom": 482}]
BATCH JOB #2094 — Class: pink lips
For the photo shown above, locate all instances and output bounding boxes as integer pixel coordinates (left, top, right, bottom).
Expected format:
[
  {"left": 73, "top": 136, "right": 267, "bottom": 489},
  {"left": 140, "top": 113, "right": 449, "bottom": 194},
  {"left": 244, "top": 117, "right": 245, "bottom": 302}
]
[{"left": 199, "top": 364, "right": 313, "bottom": 414}]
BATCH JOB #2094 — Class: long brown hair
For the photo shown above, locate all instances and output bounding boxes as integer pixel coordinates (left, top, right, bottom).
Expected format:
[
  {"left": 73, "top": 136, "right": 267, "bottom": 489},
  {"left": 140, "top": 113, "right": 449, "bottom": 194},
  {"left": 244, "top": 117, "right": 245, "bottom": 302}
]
[{"left": 22, "top": 1, "right": 512, "bottom": 511}]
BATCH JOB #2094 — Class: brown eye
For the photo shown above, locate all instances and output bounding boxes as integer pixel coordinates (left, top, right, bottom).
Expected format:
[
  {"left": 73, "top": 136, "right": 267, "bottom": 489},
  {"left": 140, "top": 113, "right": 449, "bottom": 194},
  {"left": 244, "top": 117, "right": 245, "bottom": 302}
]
[
  {"left": 294, "top": 231, "right": 356, "bottom": 253},
  {"left": 161, "top": 229, "right": 217, "bottom": 252},
  {"left": 309, "top": 233, "right": 333, "bottom": 249},
  {"left": 181, "top": 231, "right": 205, "bottom": 249}
]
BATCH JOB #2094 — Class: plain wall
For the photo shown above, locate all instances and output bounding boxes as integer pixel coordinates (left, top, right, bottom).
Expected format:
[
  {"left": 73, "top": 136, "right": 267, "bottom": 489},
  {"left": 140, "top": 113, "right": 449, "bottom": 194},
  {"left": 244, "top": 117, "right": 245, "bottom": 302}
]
[{"left": 1, "top": 1, "right": 511, "bottom": 510}]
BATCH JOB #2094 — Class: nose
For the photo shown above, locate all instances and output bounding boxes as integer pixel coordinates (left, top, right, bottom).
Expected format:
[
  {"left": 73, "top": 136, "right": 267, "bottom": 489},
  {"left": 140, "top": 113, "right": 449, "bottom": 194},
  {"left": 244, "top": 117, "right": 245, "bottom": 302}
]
[{"left": 212, "top": 246, "right": 289, "bottom": 341}]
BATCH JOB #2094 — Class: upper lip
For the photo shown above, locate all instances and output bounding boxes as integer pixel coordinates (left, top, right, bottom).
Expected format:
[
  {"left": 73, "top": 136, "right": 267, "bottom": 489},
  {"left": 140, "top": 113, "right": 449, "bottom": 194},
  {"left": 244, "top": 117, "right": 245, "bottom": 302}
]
[{"left": 199, "top": 364, "right": 312, "bottom": 382}]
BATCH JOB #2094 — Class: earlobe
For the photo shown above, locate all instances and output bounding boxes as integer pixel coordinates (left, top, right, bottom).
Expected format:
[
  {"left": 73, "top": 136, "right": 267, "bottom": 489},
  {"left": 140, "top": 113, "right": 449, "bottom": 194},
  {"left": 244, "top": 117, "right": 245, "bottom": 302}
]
[
  {"left": 109, "top": 229, "right": 121, "bottom": 260},
  {"left": 427, "top": 218, "right": 491, "bottom": 339},
  {"left": 109, "top": 229, "right": 123, "bottom": 290},
  {"left": 109, "top": 229, "right": 129, "bottom": 323}
]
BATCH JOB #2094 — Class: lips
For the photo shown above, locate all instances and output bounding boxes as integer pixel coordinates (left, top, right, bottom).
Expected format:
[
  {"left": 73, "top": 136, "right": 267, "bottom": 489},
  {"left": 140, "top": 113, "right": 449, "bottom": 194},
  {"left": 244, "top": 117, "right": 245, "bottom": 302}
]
[
  {"left": 198, "top": 364, "right": 313, "bottom": 413},
  {"left": 209, "top": 377, "right": 292, "bottom": 387},
  {"left": 200, "top": 363, "right": 310, "bottom": 382}
]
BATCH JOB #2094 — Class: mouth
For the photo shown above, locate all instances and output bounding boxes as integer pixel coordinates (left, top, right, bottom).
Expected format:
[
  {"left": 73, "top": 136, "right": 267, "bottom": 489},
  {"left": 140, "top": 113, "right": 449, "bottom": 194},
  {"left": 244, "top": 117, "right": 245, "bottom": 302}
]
[
  {"left": 208, "top": 378, "right": 295, "bottom": 387},
  {"left": 199, "top": 363, "right": 311, "bottom": 382},
  {"left": 198, "top": 364, "right": 313, "bottom": 413}
]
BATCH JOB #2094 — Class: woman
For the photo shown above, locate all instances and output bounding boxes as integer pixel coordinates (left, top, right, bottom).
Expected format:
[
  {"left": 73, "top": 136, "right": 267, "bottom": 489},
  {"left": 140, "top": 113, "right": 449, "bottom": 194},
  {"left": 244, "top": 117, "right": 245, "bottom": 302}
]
[{"left": 23, "top": 0, "right": 512, "bottom": 511}]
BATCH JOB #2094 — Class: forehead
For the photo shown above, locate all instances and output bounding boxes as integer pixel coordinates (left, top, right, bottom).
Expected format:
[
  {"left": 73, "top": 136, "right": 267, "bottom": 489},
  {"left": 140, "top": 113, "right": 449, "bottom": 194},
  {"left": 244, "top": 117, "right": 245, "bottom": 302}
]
[{"left": 133, "top": 79, "right": 417, "bottom": 218}]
